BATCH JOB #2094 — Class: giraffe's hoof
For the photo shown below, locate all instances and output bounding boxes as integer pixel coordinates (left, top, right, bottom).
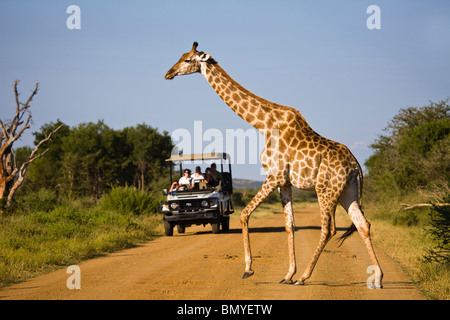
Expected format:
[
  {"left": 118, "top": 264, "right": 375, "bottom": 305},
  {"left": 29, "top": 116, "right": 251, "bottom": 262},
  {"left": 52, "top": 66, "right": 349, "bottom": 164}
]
[
  {"left": 242, "top": 271, "right": 254, "bottom": 279},
  {"left": 280, "top": 279, "right": 293, "bottom": 285},
  {"left": 293, "top": 280, "right": 305, "bottom": 285}
]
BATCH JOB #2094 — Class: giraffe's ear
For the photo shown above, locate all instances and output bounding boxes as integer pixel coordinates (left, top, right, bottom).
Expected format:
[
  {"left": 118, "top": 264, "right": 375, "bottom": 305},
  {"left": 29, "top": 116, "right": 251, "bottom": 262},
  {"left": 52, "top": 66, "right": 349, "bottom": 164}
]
[{"left": 199, "top": 53, "right": 211, "bottom": 62}]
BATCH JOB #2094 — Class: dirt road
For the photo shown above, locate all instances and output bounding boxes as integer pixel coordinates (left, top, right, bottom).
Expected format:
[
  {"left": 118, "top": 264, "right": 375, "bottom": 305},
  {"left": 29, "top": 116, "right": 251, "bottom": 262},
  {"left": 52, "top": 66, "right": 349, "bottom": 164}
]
[{"left": 0, "top": 205, "right": 425, "bottom": 300}]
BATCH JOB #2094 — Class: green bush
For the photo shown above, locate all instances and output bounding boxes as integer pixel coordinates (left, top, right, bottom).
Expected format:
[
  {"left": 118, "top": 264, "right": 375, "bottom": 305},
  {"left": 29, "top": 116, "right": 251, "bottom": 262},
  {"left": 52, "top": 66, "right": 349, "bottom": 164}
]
[
  {"left": 231, "top": 191, "right": 246, "bottom": 207},
  {"left": 424, "top": 195, "right": 450, "bottom": 264},
  {"left": 15, "top": 189, "right": 58, "bottom": 213},
  {"left": 365, "top": 100, "right": 449, "bottom": 200},
  {"left": 100, "top": 185, "right": 159, "bottom": 215},
  {"left": 392, "top": 211, "right": 419, "bottom": 227}
]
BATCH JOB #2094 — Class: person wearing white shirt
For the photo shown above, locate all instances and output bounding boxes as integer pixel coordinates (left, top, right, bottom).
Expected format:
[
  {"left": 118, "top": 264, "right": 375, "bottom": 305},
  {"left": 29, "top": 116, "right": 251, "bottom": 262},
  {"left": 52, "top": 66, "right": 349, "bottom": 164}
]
[
  {"left": 179, "top": 169, "right": 193, "bottom": 189},
  {"left": 192, "top": 166, "right": 204, "bottom": 183}
]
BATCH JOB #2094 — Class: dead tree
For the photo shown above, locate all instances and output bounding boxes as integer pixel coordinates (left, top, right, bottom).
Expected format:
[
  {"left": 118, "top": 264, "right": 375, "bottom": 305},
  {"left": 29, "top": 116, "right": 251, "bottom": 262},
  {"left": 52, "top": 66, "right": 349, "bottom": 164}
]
[{"left": 0, "top": 80, "right": 63, "bottom": 211}]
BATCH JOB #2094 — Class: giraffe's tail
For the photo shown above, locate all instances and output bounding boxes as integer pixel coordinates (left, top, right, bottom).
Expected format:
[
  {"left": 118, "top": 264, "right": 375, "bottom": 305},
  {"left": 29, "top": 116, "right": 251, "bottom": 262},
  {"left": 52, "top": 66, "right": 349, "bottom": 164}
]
[
  {"left": 337, "top": 159, "right": 364, "bottom": 247},
  {"left": 337, "top": 224, "right": 358, "bottom": 247},
  {"left": 356, "top": 158, "right": 364, "bottom": 209}
]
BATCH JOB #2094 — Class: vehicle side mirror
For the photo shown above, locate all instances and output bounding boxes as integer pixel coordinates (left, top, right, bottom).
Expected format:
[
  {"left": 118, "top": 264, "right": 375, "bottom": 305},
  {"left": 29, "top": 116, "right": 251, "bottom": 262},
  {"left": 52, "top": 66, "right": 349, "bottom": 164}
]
[{"left": 163, "top": 189, "right": 168, "bottom": 195}]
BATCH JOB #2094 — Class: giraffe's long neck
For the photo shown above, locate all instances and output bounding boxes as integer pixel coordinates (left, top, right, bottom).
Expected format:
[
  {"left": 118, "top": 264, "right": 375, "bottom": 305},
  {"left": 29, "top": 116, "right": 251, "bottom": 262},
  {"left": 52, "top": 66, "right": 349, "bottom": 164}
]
[{"left": 201, "top": 63, "right": 274, "bottom": 130}]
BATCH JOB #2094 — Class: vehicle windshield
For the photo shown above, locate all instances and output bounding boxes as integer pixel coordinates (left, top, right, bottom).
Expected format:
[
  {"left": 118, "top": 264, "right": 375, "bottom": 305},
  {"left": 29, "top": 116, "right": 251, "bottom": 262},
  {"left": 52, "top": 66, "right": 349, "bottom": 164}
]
[
  {"left": 169, "top": 162, "right": 224, "bottom": 193},
  {"left": 165, "top": 153, "right": 233, "bottom": 195}
]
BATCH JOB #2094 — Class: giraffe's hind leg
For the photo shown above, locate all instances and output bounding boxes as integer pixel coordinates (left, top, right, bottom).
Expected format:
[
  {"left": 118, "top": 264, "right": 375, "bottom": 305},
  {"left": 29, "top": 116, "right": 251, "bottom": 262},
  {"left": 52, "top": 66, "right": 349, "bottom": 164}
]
[
  {"left": 295, "top": 197, "right": 337, "bottom": 285},
  {"left": 339, "top": 177, "right": 383, "bottom": 288}
]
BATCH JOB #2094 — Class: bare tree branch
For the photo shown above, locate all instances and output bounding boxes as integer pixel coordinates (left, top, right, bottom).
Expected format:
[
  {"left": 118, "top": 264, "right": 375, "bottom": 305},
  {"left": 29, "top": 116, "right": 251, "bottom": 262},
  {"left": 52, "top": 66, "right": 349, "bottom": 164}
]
[
  {"left": 1, "top": 81, "right": 62, "bottom": 211},
  {"left": 401, "top": 203, "right": 450, "bottom": 210},
  {"left": 5, "top": 124, "right": 64, "bottom": 208},
  {"left": 5, "top": 123, "right": 63, "bottom": 207}
]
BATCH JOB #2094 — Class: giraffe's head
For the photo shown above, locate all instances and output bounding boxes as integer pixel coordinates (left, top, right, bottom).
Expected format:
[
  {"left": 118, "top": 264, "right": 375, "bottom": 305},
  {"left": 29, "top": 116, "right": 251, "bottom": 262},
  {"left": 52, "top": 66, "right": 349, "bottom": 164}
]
[{"left": 165, "top": 42, "right": 216, "bottom": 80}]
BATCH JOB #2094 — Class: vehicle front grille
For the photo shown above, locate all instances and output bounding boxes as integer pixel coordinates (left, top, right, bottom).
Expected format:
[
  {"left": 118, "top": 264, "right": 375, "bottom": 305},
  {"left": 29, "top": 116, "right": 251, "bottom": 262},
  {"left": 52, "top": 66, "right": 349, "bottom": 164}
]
[{"left": 178, "top": 200, "right": 202, "bottom": 212}]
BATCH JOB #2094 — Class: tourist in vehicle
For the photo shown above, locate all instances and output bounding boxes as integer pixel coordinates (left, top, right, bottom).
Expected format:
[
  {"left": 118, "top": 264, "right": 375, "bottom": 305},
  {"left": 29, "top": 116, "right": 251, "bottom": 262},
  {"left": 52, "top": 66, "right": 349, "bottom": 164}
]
[
  {"left": 192, "top": 166, "right": 204, "bottom": 183},
  {"left": 179, "top": 169, "right": 193, "bottom": 189},
  {"left": 204, "top": 167, "right": 217, "bottom": 187},
  {"left": 211, "top": 163, "right": 222, "bottom": 183},
  {"left": 168, "top": 181, "right": 180, "bottom": 194}
]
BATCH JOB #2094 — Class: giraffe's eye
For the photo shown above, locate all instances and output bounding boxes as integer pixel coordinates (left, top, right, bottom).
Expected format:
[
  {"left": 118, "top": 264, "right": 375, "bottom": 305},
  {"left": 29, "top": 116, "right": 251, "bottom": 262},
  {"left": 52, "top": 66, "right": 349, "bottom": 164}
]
[{"left": 184, "top": 59, "right": 191, "bottom": 63}]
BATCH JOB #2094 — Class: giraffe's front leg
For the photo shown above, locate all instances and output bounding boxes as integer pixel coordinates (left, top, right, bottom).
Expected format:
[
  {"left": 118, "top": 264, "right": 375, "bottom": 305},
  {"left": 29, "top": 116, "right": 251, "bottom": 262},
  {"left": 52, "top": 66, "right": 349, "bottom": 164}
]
[
  {"left": 279, "top": 185, "right": 297, "bottom": 284},
  {"left": 240, "top": 178, "right": 277, "bottom": 279}
]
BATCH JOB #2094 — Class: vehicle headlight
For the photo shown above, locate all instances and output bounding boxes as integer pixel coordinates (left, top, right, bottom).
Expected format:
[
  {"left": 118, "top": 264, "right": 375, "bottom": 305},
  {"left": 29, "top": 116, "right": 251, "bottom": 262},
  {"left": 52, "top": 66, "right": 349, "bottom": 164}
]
[
  {"left": 161, "top": 203, "right": 169, "bottom": 212},
  {"left": 209, "top": 198, "right": 218, "bottom": 207},
  {"left": 201, "top": 200, "right": 209, "bottom": 207},
  {"left": 170, "top": 202, "right": 179, "bottom": 209}
]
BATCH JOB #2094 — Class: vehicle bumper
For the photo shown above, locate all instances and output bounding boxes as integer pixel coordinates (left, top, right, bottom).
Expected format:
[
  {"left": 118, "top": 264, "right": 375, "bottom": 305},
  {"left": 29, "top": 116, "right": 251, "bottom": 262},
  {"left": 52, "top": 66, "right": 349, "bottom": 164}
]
[{"left": 163, "top": 211, "right": 219, "bottom": 224}]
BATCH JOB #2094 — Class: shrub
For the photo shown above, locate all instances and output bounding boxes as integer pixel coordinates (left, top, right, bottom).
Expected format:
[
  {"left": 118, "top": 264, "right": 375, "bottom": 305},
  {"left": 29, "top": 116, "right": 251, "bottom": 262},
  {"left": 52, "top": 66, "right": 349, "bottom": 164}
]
[
  {"left": 424, "top": 195, "right": 450, "bottom": 265},
  {"left": 15, "top": 189, "right": 58, "bottom": 213},
  {"left": 231, "top": 191, "right": 246, "bottom": 207},
  {"left": 100, "top": 185, "right": 159, "bottom": 215}
]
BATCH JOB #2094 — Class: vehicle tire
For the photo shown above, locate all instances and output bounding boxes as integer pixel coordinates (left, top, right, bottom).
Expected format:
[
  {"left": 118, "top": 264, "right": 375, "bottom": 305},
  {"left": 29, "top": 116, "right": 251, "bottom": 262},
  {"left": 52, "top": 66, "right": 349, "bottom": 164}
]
[
  {"left": 211, "top": 213, "right": 220, "bottom": 234},
  {"left": 177, "top": 224, "right": 186, "bottom": 234},
  {"left": 211, "top": 222, "right": 220, "bottom": 234},
  {"left": 222, "top": 216, "right": 230, "bottom": 232},
  {"left": 164, "top": 221, "right": 174, "bottom": 236}
]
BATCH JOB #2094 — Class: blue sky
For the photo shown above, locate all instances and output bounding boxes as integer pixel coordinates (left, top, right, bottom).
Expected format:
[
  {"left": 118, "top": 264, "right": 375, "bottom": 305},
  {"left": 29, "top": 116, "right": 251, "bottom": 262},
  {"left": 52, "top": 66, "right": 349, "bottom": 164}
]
[{"left": 1, "top": 0, "right": 449, "bottom": 181}]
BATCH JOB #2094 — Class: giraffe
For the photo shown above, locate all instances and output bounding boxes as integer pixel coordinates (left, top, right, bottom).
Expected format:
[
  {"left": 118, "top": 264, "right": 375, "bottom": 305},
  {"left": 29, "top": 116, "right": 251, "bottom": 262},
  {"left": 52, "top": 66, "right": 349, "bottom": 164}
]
[{"left": 165, "top": 42, "right": 383, "bottom": 288}]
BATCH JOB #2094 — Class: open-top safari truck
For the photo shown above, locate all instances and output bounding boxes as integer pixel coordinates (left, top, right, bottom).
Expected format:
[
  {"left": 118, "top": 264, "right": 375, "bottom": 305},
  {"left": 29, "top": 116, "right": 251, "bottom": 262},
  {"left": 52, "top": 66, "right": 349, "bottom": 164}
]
[{"left": 159, "top": 152, "right": 234, "bottom": 236}]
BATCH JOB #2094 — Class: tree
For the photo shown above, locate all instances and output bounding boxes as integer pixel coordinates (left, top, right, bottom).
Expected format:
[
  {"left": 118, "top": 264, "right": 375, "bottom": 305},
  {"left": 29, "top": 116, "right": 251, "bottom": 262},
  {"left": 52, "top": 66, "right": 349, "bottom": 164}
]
[
  {"left": 365, "top": 99, "right": 449, "bottom": 202},
  {"left": 0, "top": 81, "right": 63, "bottom": 211},
  {"left": 124, "top": 124, "right": 173, "bottom": 191},
  {"left": 60, "top": 121, "right": 119, "bottom": 198},
  {"left": 21, "top": 120, "right": 174, "bottom": 199},
  {"left": 22, "top": 120, "right": 69, "bottom": 193}
]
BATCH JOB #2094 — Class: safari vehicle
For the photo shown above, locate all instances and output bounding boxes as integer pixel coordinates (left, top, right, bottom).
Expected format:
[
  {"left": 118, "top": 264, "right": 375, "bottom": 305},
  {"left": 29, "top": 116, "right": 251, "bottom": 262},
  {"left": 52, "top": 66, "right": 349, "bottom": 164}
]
[{"left": 160, "top": 153, "right": 234, "bottom": 236}]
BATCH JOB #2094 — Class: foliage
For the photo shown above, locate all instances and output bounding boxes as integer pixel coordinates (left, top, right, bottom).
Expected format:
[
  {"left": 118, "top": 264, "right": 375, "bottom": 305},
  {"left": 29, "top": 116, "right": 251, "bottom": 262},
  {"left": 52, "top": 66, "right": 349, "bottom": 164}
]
[
  {"left": 231, "top": 187, "right": 316, "bottom": 208},
  {"left": 100, "top": 185, "right": 159, "bottom": 215},
  {"left": 15, "top": 189, "right": 58, "bottom": 213},
  {"left": 365, "top": 99, "right": 449, "bottom": 202},
  {"left": 424, "top": 195, "right": 450, "bottom": 265},
  {"left": 231, "top": 187, "right": 280, "bottom": 207},
  {"left": 17, "top": 120, "right": 173, "bottom": 199}
]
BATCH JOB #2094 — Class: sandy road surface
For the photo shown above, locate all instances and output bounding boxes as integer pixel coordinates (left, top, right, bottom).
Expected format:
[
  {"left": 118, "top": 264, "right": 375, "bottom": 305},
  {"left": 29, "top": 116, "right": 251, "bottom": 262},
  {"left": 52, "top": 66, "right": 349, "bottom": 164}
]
[{"left": 0, "top": 205, "right": 425, "bottom": 300}]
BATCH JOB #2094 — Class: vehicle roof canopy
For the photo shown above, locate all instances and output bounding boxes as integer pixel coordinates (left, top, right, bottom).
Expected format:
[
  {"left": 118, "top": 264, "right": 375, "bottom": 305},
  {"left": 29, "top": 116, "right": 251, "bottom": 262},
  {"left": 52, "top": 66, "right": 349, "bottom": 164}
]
[{"left": 165, "top": 152, "right": 230, "bottom": 162}]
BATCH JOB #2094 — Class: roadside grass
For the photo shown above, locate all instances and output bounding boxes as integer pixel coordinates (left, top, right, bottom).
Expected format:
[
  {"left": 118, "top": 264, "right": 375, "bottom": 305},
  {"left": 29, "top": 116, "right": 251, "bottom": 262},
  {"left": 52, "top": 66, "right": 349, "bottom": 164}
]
[
  {"left": 232, "top": 200, "right": 318, "bottom": 221},
  {"left": 0, "top": 194, "right": 163, "bottom": 288}
]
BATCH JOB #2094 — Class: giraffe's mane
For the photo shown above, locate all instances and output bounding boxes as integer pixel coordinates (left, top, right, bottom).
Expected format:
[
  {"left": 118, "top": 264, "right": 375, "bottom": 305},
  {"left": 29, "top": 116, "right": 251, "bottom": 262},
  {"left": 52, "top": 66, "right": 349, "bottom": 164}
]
[
  {"left": 211, "top": 62, "right": 309, "bottom": 123},
  {"left": 212, "top": 63, "right": 277, "bottom": 110}
]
